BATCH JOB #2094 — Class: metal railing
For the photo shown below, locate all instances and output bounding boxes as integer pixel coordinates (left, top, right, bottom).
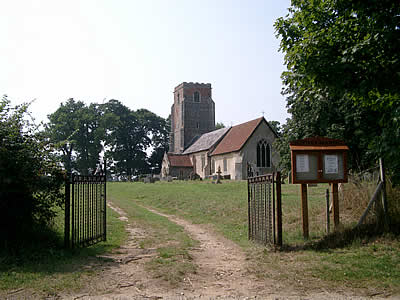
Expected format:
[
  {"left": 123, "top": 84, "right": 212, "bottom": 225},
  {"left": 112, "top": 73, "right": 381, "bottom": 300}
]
[
  {"left": 247, "top": 172, "right": 282, "bottom": 246},
  {"left": 64, "top": 172, "right": 107, "bottom": 248}
]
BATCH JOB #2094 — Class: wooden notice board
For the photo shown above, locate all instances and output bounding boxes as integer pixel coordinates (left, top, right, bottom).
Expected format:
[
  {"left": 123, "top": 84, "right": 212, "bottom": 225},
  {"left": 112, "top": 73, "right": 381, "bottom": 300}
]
[
  {"left": 289, "top": 137, "right": 349, "bottom": 237},
  {"left": 290, "top": 137, "right": 349, "bottom": 184}
]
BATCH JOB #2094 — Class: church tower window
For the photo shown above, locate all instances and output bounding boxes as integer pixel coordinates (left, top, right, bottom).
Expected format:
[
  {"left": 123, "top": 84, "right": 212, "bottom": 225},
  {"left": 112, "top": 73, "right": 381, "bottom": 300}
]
[
  {"left": 256, "top": 140, "right": 271, "bottom": 168},
  {"left": 194, "top": 91, "right": 200, "bottom": 102}
]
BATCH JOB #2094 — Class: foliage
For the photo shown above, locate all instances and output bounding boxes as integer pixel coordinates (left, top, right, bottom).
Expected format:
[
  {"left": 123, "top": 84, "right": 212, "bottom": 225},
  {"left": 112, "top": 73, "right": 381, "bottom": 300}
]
[
  {"left": 274, "top": 0, "right": 400, "bottom": 181},
  {"left": 267, "top": 120, "right": 281, "bottom": 136},
  {"left": 215, "top": 122, "right": 225, "bottom": 129},
  {"left": 0, "top": 96, "right": 64, "bottom": 248},
  {"left": 102, "top": 100, "right": 150, "bottom": 178},
  {"left": 46, "top": 99, "right": 169, "bottom": 177}
]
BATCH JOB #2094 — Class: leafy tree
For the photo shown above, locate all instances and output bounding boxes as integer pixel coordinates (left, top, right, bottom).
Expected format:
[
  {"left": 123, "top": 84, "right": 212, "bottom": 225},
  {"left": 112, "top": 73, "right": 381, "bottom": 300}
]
[
  {"left": 74, "top": 103, "right": 104, "bottom": 174},
  {"left": 215, "top": 122, "right": 225, "bottom": 129},
  {"left": 47, "top": 99, "right": 170, "bottom": 178},
  {"left": 102, "top": 100, "right": 151, "bottom": 179},
  {"left": 46, "top": 99, "right": 103, "bottom": 174},
  {"left": 0, "top": 96, "right": 64, "bottom": 247},
  {"left": 138, "top": 109, "right": 169, "bottom": 174},
  {"left": 267, "top": 120, "right": 281, "bottom": 136},
  {"left": 46, "top": 99, "right": 85, "bottom": 173},
  {"left": 275, "top": 0, "right": 400, "bottom": 181}
]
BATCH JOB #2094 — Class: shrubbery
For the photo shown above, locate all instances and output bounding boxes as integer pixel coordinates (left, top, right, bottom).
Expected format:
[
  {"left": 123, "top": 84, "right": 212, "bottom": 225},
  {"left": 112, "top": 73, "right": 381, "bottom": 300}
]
[{"left": 0, "top": 96, "right": 64, "bottom": 249}]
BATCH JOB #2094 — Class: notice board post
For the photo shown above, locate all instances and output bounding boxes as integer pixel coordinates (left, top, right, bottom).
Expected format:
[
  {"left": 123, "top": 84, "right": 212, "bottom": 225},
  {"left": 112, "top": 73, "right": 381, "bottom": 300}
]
[{"left": 290, "top": 137, "right": 349, "bottom": 238}]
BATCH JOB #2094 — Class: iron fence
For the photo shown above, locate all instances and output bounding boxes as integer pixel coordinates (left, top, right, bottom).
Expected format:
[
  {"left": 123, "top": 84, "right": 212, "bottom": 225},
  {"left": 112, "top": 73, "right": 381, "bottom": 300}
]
[
  {"left": 247, "top": 172, "right": 282, "bottom": 246},
  {"left": 64, "top": 171, "right": 106, "bottom": 248}
]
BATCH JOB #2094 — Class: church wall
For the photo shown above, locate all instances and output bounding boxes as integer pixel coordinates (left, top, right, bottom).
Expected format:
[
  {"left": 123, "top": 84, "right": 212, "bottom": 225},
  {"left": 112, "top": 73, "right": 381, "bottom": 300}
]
[
  {"left": 212, "top": 152, "right": 242, "bottom": 180},
  {"left": 240, "top": 121, "right": 279, "bottom": 179},
  {"left": 169, "top": 167, "right": 193, "bottom": 180},
  {"left": 191, "top": 150, "right": 210, "bottom": 178},
  {"left": 210, "top": 121, "right": 279, "bottom": 180}
]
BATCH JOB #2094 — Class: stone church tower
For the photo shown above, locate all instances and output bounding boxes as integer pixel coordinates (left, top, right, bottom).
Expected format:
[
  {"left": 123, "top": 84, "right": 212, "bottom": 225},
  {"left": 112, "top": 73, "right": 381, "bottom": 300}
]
[{"left": 169, "top": 82, "right": 215, "bottom": 153}]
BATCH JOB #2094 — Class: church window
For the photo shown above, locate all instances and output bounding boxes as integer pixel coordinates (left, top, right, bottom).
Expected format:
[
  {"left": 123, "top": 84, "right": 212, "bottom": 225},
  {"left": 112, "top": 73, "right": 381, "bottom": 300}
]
[
  {"left": 177, "top": 93, "right": 180, "bottom": 104},
  {"left": 256, "top": 140, "right": 271, "bottom": 168},
  {"left": 194, "top": 91, "right": 200, "bottom": 102},
  {"left": 223, "top": 158, "right": 227, "bottom": 172}
]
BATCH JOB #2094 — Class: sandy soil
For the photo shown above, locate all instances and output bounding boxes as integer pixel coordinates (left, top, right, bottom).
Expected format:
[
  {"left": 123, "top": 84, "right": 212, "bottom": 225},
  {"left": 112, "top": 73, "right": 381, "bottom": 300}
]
[{"left": 61, "top": 203, "right": 393, "bottom": 300}]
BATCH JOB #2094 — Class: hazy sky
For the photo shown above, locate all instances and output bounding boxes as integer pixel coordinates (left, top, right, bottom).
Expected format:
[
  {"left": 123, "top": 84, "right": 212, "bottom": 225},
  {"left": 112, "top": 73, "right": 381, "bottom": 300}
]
[{"left": 1, "top": 0, "right": 291, "bottom": 126}]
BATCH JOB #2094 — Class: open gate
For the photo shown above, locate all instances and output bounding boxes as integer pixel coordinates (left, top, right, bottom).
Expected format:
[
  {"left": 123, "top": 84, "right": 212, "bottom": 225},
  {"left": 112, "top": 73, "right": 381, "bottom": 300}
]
[
  {"left": 64, "top": 170, "right": 107, "bottom": 248},
  {"left": 247, "top": 172, "right": 282, "bottom": 246}
]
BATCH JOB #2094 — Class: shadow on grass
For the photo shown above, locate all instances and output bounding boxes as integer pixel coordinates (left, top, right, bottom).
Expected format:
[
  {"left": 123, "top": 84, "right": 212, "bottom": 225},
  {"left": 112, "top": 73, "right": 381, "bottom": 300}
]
[
  {"left": 280, "top": 220, "right": 400, "bottom": 252},
  {"left": 0, "top": 224, "right": 117, "bottom": 283}
]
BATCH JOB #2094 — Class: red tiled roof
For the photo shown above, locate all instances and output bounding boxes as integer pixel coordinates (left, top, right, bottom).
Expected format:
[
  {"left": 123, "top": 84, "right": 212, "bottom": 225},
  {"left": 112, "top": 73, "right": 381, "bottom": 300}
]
[
  {"left": 211, "top": 117, "right": 264, "bottom": 156},
  {"left": 167, "top": 154, "right": 193, "bottom": 167}
]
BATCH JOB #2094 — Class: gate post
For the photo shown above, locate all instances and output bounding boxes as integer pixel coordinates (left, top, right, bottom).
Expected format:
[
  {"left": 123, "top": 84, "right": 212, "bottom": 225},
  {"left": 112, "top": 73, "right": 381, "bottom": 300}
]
[
  {"left": 103, "top": 160, "right": 107, "bottom": 242},
  {"left": 64, "top": 172, "right": 71, "bottom": 248},
  {"left": 276, "top": 172, "right": 282, "bottom": 247},
  {"left": 301, "top": 183, "right": 309, "bottom": 239}
]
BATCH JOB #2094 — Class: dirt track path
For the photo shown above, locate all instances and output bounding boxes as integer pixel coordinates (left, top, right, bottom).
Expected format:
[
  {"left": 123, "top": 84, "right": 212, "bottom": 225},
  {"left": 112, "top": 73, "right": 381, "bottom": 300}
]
[{"left": 64, "top": 202, "right": 376, "bottom": 300}]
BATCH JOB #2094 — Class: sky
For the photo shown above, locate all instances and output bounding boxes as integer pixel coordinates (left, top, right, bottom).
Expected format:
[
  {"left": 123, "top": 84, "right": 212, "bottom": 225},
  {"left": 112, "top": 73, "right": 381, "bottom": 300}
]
[{"left": 0, "top": 0, "right": 291, "bottom": 127}]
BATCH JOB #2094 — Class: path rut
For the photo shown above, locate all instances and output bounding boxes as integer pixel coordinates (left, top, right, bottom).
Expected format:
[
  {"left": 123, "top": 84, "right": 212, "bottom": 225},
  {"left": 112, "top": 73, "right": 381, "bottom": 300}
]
[{"left": 64, "top": 202, "right": 378, "bottom": 300}]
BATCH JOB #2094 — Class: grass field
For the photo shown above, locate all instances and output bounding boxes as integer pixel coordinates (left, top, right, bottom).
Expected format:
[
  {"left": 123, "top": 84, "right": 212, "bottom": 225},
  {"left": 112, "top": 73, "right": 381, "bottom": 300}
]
[
  {"left": 108, "top": 180, "right": 400, "bottom": 294},
  {"left": 1, "top": 179, "right": 399, "bottom": 296}
]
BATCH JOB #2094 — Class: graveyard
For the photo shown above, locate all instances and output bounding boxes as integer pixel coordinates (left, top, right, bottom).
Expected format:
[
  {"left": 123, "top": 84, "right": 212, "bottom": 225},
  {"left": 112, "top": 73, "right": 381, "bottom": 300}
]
[{"left": 1, "top": 0, "right": 400, "bottom": 299}]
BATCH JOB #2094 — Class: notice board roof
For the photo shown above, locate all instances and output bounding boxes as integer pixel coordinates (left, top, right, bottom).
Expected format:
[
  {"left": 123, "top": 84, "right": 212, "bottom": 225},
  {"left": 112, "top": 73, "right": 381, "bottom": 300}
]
[{"left": 289, "top": 136, "right": 349, "bottom": 151}]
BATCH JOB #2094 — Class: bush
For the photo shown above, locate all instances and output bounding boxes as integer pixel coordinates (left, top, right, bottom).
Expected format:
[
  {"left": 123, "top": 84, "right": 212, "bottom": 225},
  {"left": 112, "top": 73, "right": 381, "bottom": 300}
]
[{"left": 0, "top": 96, "right": 64, "bottom": 249}]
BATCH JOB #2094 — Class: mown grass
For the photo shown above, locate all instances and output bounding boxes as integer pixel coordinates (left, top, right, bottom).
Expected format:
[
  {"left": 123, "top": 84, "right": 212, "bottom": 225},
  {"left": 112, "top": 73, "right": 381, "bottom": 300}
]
[
  {"left": 0, "top": 206, "right": 127, "bottom": 297},
  {"left": 107, "top": 180, "right": 400, "bottom": 294}
]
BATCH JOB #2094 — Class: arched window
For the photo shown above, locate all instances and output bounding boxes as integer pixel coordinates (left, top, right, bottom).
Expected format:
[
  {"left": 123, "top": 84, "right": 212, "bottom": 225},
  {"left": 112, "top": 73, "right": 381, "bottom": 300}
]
[
  {"left": 256, "top": 140, "right": 271, "bottom": 168},
  {"left": 194, "top": 91, "right": 200, "bottom": 102}
]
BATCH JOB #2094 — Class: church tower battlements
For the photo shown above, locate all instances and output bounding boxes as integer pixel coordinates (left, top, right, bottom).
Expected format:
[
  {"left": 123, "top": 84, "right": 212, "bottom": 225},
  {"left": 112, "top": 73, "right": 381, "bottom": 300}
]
[{"left": 169, "top": 82, "right": 215, "bottom": 153}]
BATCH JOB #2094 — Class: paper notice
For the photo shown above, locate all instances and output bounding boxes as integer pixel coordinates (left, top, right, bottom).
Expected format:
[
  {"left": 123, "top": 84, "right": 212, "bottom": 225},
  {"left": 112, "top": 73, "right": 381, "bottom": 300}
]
[
  {"left": 325, "top": 154, "right": 338, "bottom": 174},
  {"left": 296, "top": 154, "right": 309, "bottom": 173}
]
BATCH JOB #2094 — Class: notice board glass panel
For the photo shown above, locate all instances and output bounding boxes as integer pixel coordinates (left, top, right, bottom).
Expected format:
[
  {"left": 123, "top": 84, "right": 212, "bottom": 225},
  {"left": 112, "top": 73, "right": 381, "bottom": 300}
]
[
  {"left": 322, "top": 153, "right": 344, "bottom": 181},
  {"left": 295, "top": 153, "right": 318, "bottom": 181}
]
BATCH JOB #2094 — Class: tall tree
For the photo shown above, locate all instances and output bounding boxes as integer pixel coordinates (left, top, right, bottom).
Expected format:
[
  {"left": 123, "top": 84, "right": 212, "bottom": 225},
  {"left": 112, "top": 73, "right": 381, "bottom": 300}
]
[
  {"left": 47, "top": 99, "right": 104, "bottom": 174},
  {"left": 140, "top": 110, "right": 169, "bottom": 173},
  {"left": 101, "top": 100, "right": 151, "bottom": 179},
  {"left": 74, "top": 103, "right": 104, "bottom": 174},
  {"left": 275, "top": 0, "right": 400, "bottom": 181},
  {"left": 46, "top": 98, "right": 86, "bottom": 173}
]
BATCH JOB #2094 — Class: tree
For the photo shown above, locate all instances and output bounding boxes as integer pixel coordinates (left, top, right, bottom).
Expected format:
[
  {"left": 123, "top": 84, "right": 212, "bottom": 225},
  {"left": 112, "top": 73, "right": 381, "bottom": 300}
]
[
  {"left": 267, "top": 120, "right": 281, "bottom": 136},
  {"left": 46, "top": 99, "right": 85, "bottom": 173},
  {"left": 101, "top": 100, "right": 151, "bottom": 179},
  {"left": 46, "top": 99, "right": 103, "bottom": 174},
  {"left": 0, "top": 96, "right": 64, "bottom": 247},
  {"left": 275, "top": 0, "right": 400, "bottom": 181},
  {"left": 138, "top": 109, "right": 169, "bottom": 174},
  {"left": 74, "top": 103, "right": 104, "bottom": 174},
  {"left": 215, "top": 122, "right": 225, "bottom": 129}
]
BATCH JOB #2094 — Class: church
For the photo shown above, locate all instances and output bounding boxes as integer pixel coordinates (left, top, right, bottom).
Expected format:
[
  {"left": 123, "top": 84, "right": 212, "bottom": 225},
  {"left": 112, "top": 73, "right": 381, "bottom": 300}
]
[{"left": 161, "top": 82, "right": 279, "bottom": 180}]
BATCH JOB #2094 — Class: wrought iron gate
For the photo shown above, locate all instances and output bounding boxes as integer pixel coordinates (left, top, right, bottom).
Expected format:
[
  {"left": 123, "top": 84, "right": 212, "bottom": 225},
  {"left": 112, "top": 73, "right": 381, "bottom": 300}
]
[
  {"left": 247, "top": 172, "right": 282, "bottom": 246},
  {"left": 64, "top": 171, "right": 107, "bottom": 248}
]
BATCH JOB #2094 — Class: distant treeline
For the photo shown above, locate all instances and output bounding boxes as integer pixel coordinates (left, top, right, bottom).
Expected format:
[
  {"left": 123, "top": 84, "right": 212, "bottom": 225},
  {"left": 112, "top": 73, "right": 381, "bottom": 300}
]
[{"left": 46, "top": 98, "right": 170, "bottom": 179}]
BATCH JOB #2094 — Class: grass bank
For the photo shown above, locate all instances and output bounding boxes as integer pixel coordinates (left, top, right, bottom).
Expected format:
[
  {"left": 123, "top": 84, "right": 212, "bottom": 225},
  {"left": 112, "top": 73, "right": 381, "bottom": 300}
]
[{"left": 108, "top": 180, "right": 400, "bottom": 294}]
